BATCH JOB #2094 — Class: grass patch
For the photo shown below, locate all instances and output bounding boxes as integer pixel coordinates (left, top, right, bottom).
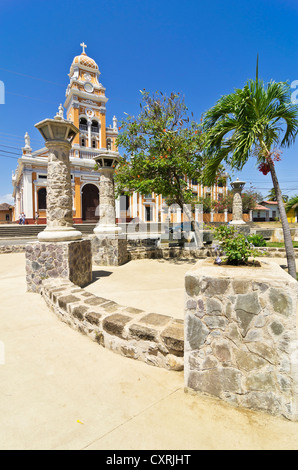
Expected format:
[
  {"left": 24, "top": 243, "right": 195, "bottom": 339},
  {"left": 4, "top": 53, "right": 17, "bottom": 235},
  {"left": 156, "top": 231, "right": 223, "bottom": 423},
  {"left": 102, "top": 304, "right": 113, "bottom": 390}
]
[{"left": 266, "top": 242, "right": 298, "bottom": 248}]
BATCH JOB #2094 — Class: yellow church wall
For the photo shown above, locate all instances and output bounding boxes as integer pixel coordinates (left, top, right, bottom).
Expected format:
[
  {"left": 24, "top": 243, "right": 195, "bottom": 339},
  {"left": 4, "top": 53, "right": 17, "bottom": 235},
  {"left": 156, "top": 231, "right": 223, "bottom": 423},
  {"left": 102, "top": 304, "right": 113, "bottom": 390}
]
[
  {"left": 100, "top": 113, "right": 106, "bottom": 147},
  {"left": 74, "top": 177, "right": 82, "bottom": 219}
]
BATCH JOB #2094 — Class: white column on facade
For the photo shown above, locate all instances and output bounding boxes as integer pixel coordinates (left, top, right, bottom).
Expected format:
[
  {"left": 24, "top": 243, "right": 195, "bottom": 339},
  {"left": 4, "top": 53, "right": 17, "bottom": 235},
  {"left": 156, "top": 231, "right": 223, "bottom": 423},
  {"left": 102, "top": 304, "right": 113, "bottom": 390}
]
[
  {"left": 177, "top": 207, "right": 182, "bottom": 223},
  {"left": 115, "top": 196, "right": 120, "bottom": 220},
  {"left": 34, "top": 183, "right": 37, "bottom": 214},
  {"left": 23, "top": 169, "right": 33, "bottom": 219},
  {"left": 139, "top": 196, "right": 143, "bottom": 221},
  {"left": 224, "top": 209, "right": 228, "bottom": 223},
  {"left": 133, "top": 192, "right": 138, "bottom": 218},
  {"left": 210, "top": 210, "right": 214, "bottom": 223},
  {"left": 155, "top": 194, "right": 159, "bottom": 223},
  {"left": 87, "top": 119, "right": 92, "bottom": 148}
]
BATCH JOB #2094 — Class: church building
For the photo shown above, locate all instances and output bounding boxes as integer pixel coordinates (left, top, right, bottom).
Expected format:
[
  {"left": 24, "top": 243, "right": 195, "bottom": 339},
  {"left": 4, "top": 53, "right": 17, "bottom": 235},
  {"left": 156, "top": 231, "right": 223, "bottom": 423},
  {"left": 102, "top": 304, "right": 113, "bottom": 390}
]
[{"left": 12, "top": 44, "right": 226, "bottom": 224}]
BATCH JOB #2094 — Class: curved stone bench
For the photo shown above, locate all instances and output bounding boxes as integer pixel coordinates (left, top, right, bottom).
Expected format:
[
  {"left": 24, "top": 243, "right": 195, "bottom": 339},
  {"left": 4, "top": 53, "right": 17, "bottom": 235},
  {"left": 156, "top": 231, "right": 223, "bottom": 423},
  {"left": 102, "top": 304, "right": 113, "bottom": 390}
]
[{"left": 41, "top": 278, "right": 184, "bottom": 371}]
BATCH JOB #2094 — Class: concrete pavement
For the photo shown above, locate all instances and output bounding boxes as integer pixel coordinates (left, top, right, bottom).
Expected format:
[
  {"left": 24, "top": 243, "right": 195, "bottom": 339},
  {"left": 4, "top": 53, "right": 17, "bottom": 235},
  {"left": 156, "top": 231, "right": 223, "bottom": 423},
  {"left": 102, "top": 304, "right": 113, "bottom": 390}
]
[{"left": 1, "top": 253, "right": 298, "bottom": 450}]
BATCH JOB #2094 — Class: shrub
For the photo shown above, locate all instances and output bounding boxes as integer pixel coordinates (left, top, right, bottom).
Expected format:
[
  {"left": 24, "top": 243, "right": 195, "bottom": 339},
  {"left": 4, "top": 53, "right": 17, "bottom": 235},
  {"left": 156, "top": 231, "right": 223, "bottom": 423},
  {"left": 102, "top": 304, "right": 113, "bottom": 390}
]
[
  {"left": 246, "top": 234, "right": 267, "bottom": 247},
  {"left": 212, "top": 225, "right": 265, "bottom": 265}
]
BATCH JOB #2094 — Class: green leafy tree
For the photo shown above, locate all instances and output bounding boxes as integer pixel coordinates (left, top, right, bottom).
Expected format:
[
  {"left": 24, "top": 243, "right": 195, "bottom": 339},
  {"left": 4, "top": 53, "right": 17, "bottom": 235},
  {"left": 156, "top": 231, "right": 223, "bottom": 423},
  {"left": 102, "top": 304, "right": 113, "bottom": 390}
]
[
  {"left": 202, "top": 78, "right": 298, "bottom": 279},
  {"left": 115, "top": 90, "right": 204, "bottom": 234}
]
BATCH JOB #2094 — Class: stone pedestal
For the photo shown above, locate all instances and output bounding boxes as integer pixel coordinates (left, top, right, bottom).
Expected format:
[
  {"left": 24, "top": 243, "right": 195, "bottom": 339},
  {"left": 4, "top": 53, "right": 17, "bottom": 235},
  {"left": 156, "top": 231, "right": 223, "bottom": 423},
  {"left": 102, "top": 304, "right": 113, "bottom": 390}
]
[
  {"left": 26, "top": 239, "right": 92, "bottom": 293},
  {"left": 91, "top": 235, "right": 128, "bottom": 266},
  {"left": 184, "top": 258, "right": 298, "bottom": 421}
]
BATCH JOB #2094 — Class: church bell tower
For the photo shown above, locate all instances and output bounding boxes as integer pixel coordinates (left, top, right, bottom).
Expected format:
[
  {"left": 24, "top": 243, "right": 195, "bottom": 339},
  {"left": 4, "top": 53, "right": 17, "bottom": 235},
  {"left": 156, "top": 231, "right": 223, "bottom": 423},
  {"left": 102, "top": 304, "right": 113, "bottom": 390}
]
[{"left": 64, "top": 43, "right": 118, "bottom": 158}]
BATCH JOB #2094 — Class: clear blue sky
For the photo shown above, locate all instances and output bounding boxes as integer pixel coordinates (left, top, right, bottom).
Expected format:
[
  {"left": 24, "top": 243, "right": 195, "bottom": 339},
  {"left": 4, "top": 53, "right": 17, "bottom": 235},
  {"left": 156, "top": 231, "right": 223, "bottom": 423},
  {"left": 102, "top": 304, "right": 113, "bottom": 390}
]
[{"left": 1, "top": 0, "right": 298, "bottom": 203}]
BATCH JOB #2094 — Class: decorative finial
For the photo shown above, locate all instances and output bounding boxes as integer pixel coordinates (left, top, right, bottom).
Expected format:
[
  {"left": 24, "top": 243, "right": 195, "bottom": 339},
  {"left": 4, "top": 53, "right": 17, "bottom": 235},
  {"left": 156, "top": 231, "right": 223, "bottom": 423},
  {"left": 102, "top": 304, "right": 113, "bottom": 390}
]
[
  {"left": 80, "top": 42, "right": 87, "bottom": 55},
  {"left": 113, "top": 115, "right": 117, "bottom": 130}
]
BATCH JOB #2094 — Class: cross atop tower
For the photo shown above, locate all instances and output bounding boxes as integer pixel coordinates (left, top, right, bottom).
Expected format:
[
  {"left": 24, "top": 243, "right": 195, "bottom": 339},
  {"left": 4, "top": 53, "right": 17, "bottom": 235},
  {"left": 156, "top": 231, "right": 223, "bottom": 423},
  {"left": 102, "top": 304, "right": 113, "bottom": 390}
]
[{"left": 80, "top": 42, "right": 87, "bottom": 55}]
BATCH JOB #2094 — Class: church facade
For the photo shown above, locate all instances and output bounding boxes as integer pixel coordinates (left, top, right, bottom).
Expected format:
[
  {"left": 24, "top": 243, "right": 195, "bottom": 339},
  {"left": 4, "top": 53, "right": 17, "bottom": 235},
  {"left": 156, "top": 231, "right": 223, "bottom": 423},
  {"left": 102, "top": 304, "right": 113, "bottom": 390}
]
[{"left": 12, "top": 45, "right": 226, "bottom": 225}]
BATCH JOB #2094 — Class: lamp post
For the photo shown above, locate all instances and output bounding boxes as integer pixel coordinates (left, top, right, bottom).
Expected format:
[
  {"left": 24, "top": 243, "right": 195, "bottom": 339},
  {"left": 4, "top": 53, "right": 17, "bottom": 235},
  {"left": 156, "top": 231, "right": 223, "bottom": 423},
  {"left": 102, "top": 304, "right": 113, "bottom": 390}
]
[
  {"left": 35, "top": 105, "right": 82, "bottom": 241},
  {"left": 230, "top": 177, "right": 246, "bottom": 225}
]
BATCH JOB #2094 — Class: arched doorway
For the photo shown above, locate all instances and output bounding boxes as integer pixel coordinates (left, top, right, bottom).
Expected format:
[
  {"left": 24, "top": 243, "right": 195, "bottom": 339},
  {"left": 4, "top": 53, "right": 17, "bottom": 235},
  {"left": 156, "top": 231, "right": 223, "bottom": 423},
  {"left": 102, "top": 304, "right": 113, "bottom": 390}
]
[{"left": 82, "top": 184, "right": 99, "bottom": 222}]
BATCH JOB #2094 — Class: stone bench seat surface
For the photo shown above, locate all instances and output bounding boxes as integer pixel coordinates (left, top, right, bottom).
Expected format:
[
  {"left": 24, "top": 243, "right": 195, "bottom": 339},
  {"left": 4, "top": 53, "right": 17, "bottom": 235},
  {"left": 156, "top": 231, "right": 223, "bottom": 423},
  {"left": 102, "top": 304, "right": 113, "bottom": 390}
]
[{"left": 41, "top": 278, "right": 184, "bottom": 371}]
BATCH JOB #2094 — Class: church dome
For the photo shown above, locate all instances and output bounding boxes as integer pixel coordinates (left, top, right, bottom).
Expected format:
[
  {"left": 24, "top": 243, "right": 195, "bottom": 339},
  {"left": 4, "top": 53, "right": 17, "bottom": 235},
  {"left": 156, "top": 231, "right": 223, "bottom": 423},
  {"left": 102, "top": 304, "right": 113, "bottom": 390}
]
[
  {"left": 72, "top": 53, "right": 98, "bottom": 70},
  {"left": 71, "top": 43, "right": 99, "bottom": 71}
]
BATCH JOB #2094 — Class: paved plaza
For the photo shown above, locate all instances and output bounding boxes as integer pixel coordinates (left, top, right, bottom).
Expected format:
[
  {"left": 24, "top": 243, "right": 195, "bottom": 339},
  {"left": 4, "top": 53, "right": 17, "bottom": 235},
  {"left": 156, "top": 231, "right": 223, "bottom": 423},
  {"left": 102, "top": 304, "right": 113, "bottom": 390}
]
[{"left": 1, "top": 253, "right": 298, "bottom": 450}]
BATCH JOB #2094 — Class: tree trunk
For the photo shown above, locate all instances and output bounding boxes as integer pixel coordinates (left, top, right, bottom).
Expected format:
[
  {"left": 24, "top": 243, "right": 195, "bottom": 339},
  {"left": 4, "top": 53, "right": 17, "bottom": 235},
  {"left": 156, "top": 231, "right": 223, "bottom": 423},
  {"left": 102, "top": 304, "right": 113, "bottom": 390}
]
[{"left": 269, "top": 159, "right": 296, "bottom": 279}]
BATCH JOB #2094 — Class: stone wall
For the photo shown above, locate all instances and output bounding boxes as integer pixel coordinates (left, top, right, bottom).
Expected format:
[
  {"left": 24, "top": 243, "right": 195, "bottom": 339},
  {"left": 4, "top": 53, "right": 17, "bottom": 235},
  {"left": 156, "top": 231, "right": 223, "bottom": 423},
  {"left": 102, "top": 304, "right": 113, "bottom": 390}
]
[
  {"left": 25, "top": 239, "right": 92, "bottom": 293},
  {"left": 2, "top": 241, "right": 298, "bottom": 260},
  {"left": 184, "top": 258, "right": 298, "bottom": 421},
  {"left": 41, "top": 278, "right": 184, "bottom": 371},
  {"left": 91, "top": 235, "right": 129, "bottom": 266}
]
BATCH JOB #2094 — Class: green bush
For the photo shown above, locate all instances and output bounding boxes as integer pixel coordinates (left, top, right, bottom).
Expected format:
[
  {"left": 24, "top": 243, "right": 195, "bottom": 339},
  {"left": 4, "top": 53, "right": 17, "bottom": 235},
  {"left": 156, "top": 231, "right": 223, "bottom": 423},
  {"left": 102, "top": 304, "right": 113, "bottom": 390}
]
[
  {"left": 246, "top": 234, "right": 267, "bottom": 247},
  {"left": 212, "top": 225, "right": 265, "bottom": 265}
]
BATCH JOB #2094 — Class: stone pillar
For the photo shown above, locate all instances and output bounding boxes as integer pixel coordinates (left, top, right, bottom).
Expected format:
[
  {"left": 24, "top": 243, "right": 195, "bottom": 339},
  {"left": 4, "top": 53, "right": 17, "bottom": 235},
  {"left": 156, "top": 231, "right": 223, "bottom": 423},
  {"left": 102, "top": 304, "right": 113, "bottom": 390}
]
[
  {"left": 230, "top": 178, "right": 246, "bottom": 225},
  {"left": 184, "top": 258, "right": 298, "bottom": 421},
  {"left": 93, "top": 150, "right": 128, "bottom": 266},
  {"left": 25, "top": 107, "right": 92, "bottom": 292},
  {"left": 38, "top": 141, "right": 82, "bottom": 242},
  {"left": 95, "top": 168, "right": 121, "bottom": 235}
]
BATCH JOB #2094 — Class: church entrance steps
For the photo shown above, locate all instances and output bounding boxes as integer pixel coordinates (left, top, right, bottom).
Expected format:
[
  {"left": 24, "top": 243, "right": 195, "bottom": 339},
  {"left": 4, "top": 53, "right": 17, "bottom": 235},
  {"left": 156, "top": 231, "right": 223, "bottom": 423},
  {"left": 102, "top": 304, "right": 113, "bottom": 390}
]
[{"left": 0, "top": 223, "right": 97, "bottom": 238}]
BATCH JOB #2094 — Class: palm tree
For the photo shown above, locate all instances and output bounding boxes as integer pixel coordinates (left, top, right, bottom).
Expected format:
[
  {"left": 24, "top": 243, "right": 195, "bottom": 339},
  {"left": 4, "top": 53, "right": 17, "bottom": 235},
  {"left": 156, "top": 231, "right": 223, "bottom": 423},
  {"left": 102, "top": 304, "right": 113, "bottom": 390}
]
[
  {"left": 203, "top": 78, "right": 298, "bottom": 279},
  {"left": 266, "top": 187, "right": 288, "bottom": 203}
]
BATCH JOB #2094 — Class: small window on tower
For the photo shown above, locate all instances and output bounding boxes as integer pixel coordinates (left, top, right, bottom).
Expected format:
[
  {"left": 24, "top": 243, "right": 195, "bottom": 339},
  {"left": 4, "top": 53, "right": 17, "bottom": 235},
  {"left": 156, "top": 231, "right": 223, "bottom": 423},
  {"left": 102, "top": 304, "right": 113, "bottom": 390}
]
[
  {"left": 107, "top": 138, "right": 112, "bottom": 150},
  {"left": 92, "top": 140, "right": 96, "bottom": 149},
  {"left": 81, "top": 137, "right": 85, "bottom": 147}
]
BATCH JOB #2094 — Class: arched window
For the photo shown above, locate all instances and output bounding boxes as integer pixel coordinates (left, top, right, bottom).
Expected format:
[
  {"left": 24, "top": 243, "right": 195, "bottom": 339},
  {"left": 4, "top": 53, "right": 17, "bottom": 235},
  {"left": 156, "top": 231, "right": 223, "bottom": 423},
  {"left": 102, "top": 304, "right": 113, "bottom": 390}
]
[
  {"left": 91, "top": 120, "right": 99, "bottom": 133},
  {"left": 38, "top": 187, "right": 47, "bottom": 210},
  {"left": 79, "top": 117, "right": 87, "bottom": 131},
  {"left": 106, "top": 138, "right": 112, "bottom": 150}
]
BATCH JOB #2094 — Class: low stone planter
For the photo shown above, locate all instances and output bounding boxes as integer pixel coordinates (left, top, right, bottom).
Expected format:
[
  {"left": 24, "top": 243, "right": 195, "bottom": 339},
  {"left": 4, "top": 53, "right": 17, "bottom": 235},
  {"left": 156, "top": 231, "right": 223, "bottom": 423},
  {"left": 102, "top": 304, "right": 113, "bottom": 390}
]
[
  {"left": 41, "top": 278, "right": 184, "bottom": 371},
  {"left": 184, "top": 258, "right": 298, "bottom": 421}
]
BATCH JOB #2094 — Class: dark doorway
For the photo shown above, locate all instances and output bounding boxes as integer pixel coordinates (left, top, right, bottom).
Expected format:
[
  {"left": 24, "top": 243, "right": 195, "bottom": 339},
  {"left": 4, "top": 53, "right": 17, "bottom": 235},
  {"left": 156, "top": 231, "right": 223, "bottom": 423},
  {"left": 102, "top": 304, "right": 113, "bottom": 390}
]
[
  {"left": 82, "top": 184, "right": 99, "bottom": 222},
  {"left": 145, "top": 205, "right": 152, "bottom": 221}
]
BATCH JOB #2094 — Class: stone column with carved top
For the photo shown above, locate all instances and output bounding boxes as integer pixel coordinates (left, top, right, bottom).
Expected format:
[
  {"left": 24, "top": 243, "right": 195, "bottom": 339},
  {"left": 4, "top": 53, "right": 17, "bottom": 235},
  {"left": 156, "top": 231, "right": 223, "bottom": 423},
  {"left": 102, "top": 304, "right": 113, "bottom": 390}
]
[
  {"left": 92, "top": 150, "right": 128, "bottom": 266},
  {"left": 25, "top": 106, "right": 92, "bottom": 292}
]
